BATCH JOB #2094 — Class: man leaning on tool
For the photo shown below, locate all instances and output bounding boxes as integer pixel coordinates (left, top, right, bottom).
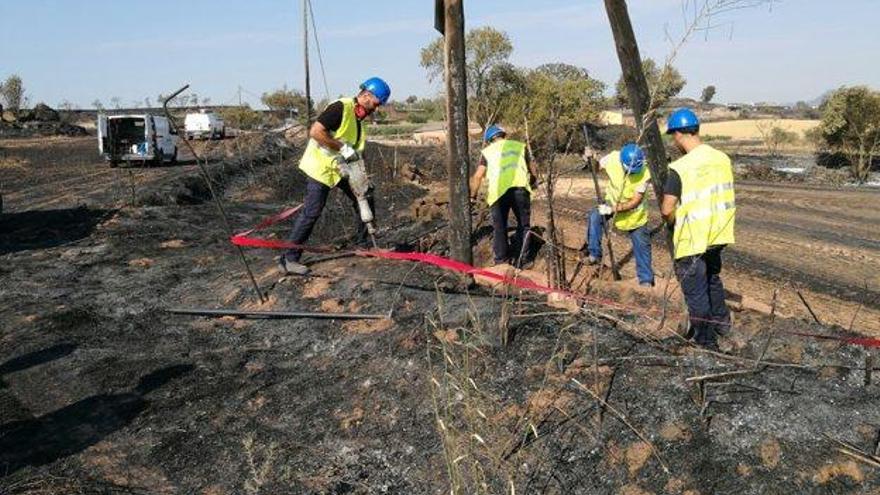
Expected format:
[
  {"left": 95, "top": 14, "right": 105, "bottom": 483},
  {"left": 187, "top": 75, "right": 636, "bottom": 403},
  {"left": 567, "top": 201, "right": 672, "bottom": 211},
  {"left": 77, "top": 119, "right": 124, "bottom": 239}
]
[
  {"left": 583, "top": 143, "right": 655, "bottom": 287},
  {"left": 469, "top": 125, "right": 539, "bottom": 266},
  {"left": 661, "top": 108, "right": 736, "bottom": 350},
  {"left": 279, "top": 77, "right": 391, "bottom": 276}
]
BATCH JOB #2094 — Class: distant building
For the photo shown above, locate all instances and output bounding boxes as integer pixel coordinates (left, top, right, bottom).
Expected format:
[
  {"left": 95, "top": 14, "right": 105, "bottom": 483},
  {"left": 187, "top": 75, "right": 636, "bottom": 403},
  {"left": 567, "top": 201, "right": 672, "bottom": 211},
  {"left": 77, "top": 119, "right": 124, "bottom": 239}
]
[
  {"left": 726, "top": 103, "right": 751, "bottom": 111},
  {"left": 599, "top": 109, "right": 636, "bottom": 127}
]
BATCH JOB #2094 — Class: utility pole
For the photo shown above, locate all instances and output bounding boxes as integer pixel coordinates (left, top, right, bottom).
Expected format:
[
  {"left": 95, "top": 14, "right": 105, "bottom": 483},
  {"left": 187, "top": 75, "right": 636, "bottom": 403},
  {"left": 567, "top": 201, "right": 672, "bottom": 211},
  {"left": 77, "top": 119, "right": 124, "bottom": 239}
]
[
  {"left": 440, "top": 0, "right": 473, "bottom": 264},
  {"left": 605, "top": 0, "right": 688, "bottom": 330},
  {"left": 238, "top": 85, "right": 242, "bottom": 107},
  {"left": 302, "top": 0, "right": 312, "bottom": 126},
  {"left": 603, "top": 0, "right": 674, "bottom": 255}
]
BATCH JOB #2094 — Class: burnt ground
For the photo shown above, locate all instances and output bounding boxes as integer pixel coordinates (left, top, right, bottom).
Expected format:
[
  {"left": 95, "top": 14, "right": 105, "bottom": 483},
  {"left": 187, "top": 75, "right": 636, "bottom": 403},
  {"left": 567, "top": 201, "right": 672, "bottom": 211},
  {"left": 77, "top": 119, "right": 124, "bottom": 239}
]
[{"left": 1, "top": 135, "right": 879, "bottom": 494}]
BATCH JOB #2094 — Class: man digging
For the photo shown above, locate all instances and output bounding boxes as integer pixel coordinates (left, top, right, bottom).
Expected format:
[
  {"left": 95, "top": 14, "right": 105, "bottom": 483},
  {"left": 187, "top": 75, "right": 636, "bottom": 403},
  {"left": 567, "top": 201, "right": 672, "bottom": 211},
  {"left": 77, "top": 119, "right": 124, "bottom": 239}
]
[
  {"left": 469, "top": 125, "right": 539, "bottom": 267},
  {"left": 279, "top": 77, "right": 391, "bottom": 276},
  {"left": 583, "top": 143, "right": 655, "bottom": 287}
]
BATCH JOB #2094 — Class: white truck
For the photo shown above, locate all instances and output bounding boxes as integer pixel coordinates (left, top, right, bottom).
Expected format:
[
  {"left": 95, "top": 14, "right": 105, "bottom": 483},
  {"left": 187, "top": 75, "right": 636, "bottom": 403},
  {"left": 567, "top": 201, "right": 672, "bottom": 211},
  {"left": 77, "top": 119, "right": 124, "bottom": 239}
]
[
  {"left": 97, "top": 114, "right": 179, "bottom": 168},
  {"left": 184, "top": 110, "right": 225, "bottom": 140}
]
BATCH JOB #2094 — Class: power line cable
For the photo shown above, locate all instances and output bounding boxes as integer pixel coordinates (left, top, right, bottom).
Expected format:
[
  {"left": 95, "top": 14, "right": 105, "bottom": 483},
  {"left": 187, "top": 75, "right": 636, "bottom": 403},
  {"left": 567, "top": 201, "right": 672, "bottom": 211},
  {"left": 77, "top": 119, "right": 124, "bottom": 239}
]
[{"left": 306, "top": 0, "right": 331, "bottom": 101}]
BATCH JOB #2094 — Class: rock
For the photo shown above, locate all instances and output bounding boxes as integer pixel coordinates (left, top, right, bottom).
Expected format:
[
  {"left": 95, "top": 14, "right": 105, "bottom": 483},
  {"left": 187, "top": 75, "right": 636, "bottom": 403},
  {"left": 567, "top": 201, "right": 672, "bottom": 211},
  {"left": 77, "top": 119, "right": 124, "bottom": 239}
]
[
  {"left": 1, "top": 110, "right": 16, "bottom": 123},
  {"left": 473, "top": 263, "right": 548, "bottom": 292},
  {"left": 547, "top": 292, "right": 580, "bottom": 312},
  {"left": 401, "top": 163, "right": 425, "bottom": 183}
]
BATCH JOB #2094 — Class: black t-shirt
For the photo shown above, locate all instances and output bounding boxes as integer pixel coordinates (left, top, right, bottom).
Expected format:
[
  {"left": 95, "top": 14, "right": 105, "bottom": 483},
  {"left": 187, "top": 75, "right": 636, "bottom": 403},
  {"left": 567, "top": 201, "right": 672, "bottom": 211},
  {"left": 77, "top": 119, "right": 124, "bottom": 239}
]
[
  {"left": 664, "top": 169, "right": 682, "bottom": 197},
  {"left": 316, "top": 100, "right": 362, "bottom": 143}
]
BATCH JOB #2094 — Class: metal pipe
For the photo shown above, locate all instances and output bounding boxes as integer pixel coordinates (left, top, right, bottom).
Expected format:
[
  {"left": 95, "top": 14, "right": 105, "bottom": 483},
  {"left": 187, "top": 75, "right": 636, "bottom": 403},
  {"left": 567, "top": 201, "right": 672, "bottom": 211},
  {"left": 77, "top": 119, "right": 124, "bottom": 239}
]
[
  {"left": 162, "top": 85, "right": 267, "bottom": 303},
  {"left": 167, "top": 308, "right": 388, "bottom": 320},
  {"left": 582, "top": 125, "right": 621, "bottom": 281}
]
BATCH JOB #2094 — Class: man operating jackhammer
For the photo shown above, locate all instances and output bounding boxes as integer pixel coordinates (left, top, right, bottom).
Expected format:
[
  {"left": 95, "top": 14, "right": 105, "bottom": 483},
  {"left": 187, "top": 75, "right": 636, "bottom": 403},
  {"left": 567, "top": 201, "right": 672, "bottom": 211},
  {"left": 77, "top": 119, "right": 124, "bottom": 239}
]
[
  {"left": 279, "top": 77, "right": 391, "bottom": 276},
  {"left": 661, "top": 108, "right": 736, "bottom": 350},
  {"left": 469, "top": 125, "right": 539, "bottom": 266},
  {"left": 583, "top": 143, "right": 655, "bottom": 287}
]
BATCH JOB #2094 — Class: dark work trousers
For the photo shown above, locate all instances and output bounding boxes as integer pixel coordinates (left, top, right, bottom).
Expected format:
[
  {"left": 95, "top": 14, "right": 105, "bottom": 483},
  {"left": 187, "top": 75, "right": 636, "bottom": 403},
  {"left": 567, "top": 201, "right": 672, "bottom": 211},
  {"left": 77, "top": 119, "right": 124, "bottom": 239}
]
[
  {"left": 673, "top": 246, "right": 731, "bottom": 346},
  {"left": 284, "top": 176, "right": 375, "bottom": 262},
  {"left": 490, "top": 187, "right": 531, "bottom": 264}
]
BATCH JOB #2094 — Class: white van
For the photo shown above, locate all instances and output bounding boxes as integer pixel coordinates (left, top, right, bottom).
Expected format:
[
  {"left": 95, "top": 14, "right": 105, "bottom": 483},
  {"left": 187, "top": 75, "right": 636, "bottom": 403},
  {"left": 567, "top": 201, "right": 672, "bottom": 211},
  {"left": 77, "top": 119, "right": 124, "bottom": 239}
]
[
  {"left": 97, "top": 114, "right": 179, "bottom": 168},
  {"left": 184, "top": 110, "right": 225, "bottom": 140}
]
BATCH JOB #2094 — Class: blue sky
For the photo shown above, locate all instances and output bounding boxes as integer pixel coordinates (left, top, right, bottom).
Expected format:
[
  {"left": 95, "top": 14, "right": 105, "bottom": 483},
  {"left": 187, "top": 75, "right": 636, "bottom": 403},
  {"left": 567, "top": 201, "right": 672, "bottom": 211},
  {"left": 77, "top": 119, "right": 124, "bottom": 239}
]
[{"left": 1, "top": 0, "right": 878, "bottom": 109}]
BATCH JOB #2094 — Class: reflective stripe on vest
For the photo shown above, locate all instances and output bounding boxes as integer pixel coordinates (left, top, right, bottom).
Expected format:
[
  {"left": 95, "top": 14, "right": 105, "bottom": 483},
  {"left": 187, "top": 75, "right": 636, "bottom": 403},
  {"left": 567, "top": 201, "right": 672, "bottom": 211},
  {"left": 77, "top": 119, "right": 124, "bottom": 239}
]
[
  {"left": 481, "top": 139, "right": 531, "bottom": 205},
  {"left": 299, "top": 98, "right": 366, "bottom": 187},
  {"left": 669, "top": 144, "right": 736, "bottom": 259},
  {"left": 603, "top": 151, "right": 651, "bottom": 231}
]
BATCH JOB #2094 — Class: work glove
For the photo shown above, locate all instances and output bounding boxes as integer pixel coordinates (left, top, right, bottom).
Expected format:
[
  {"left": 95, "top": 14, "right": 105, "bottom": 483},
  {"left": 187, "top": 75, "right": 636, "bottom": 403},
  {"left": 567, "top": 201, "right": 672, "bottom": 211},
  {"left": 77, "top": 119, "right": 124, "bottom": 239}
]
[
  {"left": 339, "top": 144, "right": 360, "bottom": 163},
  {"left": 597, "top": 204, "right": 613, "bottom": 216},
  {"left": 582, "top": 147, "right": 600, "bottom": 162}
]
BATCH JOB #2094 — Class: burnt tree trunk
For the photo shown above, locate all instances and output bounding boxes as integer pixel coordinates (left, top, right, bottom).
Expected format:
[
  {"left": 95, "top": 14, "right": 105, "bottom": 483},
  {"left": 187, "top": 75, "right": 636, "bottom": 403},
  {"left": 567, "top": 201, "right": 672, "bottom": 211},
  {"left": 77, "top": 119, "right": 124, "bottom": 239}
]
[
  {"left": 443, "top": 0, "right": 473, "bottom": 264},
  {"left": 604, "top": 0, "right": 675, "bottom": 258}
]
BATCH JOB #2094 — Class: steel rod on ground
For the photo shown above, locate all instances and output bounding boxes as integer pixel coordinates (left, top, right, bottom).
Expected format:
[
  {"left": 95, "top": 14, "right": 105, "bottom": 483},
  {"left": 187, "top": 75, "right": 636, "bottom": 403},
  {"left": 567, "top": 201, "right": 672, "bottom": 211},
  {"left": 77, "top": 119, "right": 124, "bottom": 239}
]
[
  {"left": 441, "top": 0, "right": 473, "bottom": 265},
  {"left": 167, "top": 308, "right": 388, "bottom": 320},
  {"left": 796, "top": 290, "right": 823, "bottom": 325},
  {"left": 162, "top": 85, "right": 266, "bottom": 304}
]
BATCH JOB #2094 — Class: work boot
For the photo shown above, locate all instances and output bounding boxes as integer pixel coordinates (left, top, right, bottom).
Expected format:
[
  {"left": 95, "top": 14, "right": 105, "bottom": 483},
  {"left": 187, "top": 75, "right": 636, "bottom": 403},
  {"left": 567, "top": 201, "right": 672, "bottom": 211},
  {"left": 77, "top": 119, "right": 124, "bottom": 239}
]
[
  {"left": 714, "top": 313, "right": 733, "bottom": 336},
  {"left": 586, "top": 255, "right": 600, "bottom": 266},
  {"left": 278, "top": 256, "right": 310, "bottom": 276},
  {"left": 699, "top": 340, "right": 720, "bottom": 352}
]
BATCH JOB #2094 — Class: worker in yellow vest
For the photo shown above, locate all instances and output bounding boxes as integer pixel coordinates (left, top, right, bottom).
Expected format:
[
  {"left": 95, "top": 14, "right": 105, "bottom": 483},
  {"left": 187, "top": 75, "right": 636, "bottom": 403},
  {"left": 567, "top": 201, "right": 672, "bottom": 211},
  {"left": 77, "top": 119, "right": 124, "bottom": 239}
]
[
  {"left": 279, "top": 77, "right": 391, "bottom": 275},
  {"left": 470, "top": 125, "right": 538, "bottom": 265},
  {"left": 661, "top": 108, "right": 736, "bottom": 350},
  {"left": 584, "top": 143, "right": 654, "bottom": 286}
]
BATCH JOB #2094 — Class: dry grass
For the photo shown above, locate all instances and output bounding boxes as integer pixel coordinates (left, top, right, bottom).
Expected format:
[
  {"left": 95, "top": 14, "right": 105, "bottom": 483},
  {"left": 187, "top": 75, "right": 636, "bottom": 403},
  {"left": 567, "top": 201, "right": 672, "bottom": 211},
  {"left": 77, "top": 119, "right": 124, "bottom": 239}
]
[
  {"left": 0, "top": 156, "right": 29, "bottom": 169},
  {"left": 698, "top": 119, "right": 819, "bottom": 140}
]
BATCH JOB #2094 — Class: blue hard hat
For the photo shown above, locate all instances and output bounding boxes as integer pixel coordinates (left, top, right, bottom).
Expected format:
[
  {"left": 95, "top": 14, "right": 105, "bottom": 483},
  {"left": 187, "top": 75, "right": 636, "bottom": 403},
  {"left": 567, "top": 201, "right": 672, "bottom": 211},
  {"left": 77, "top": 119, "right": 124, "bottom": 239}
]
[
  {"left": 619, "top": 143, "right": 646, "bottom": 173},
  {"left": 484, "top": 124, "right": 506, "bottom": 143},
  {"left": 665, "top": 107, "right": 700, "bottom": 134},
  {"left": 360, "top": 77, "right": 391, "bottom": 105}
]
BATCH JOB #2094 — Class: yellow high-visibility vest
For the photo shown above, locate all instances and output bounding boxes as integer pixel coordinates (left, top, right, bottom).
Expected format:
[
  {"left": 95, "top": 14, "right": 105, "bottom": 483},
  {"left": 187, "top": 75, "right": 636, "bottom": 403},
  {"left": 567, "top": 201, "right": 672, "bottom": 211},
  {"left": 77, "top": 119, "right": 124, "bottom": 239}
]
[
  {"left": 481, "top": 139, "right": 531, "bottom": 205},
  {"left": 669, "top": 144, "right": 736, "bottom": 259},
  {"left": 603, "top": 151, "right": 651, "bottom": 232},
  {"left": 299, "top": 98, "right": 366, "bottom": 187}
]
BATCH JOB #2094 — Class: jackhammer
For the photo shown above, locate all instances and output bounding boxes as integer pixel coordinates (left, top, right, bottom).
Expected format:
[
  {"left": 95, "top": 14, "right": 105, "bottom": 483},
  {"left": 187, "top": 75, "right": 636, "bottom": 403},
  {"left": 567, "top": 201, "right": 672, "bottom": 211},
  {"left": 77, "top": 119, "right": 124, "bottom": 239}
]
[{"left": 338, "top": 158, "right": 378, "bottom": 248}]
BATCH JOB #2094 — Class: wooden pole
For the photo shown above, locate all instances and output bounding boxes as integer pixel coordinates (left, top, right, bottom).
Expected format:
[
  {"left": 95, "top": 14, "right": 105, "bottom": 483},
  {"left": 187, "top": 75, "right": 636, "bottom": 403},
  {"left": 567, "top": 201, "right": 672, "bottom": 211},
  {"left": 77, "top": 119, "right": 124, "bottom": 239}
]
[
  {"left": 302, "top": 0, "right": 312, "bottom": 126},
  {"left": 442, "top": 0, "right": 473, "bottom": 264},
  {"left": 603, "top": 0, "right": 674, "bottom": 258}
]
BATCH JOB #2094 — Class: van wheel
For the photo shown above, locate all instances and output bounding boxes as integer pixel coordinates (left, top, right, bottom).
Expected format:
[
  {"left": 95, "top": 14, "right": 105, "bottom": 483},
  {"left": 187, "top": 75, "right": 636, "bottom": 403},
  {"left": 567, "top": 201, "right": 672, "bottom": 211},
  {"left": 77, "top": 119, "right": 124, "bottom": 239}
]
[
  {"left": 109, "top": 160, "right": 119, "bottom": 168},
  {"left": 170, "top": 148, "right": 178, "bottom": 165}
]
